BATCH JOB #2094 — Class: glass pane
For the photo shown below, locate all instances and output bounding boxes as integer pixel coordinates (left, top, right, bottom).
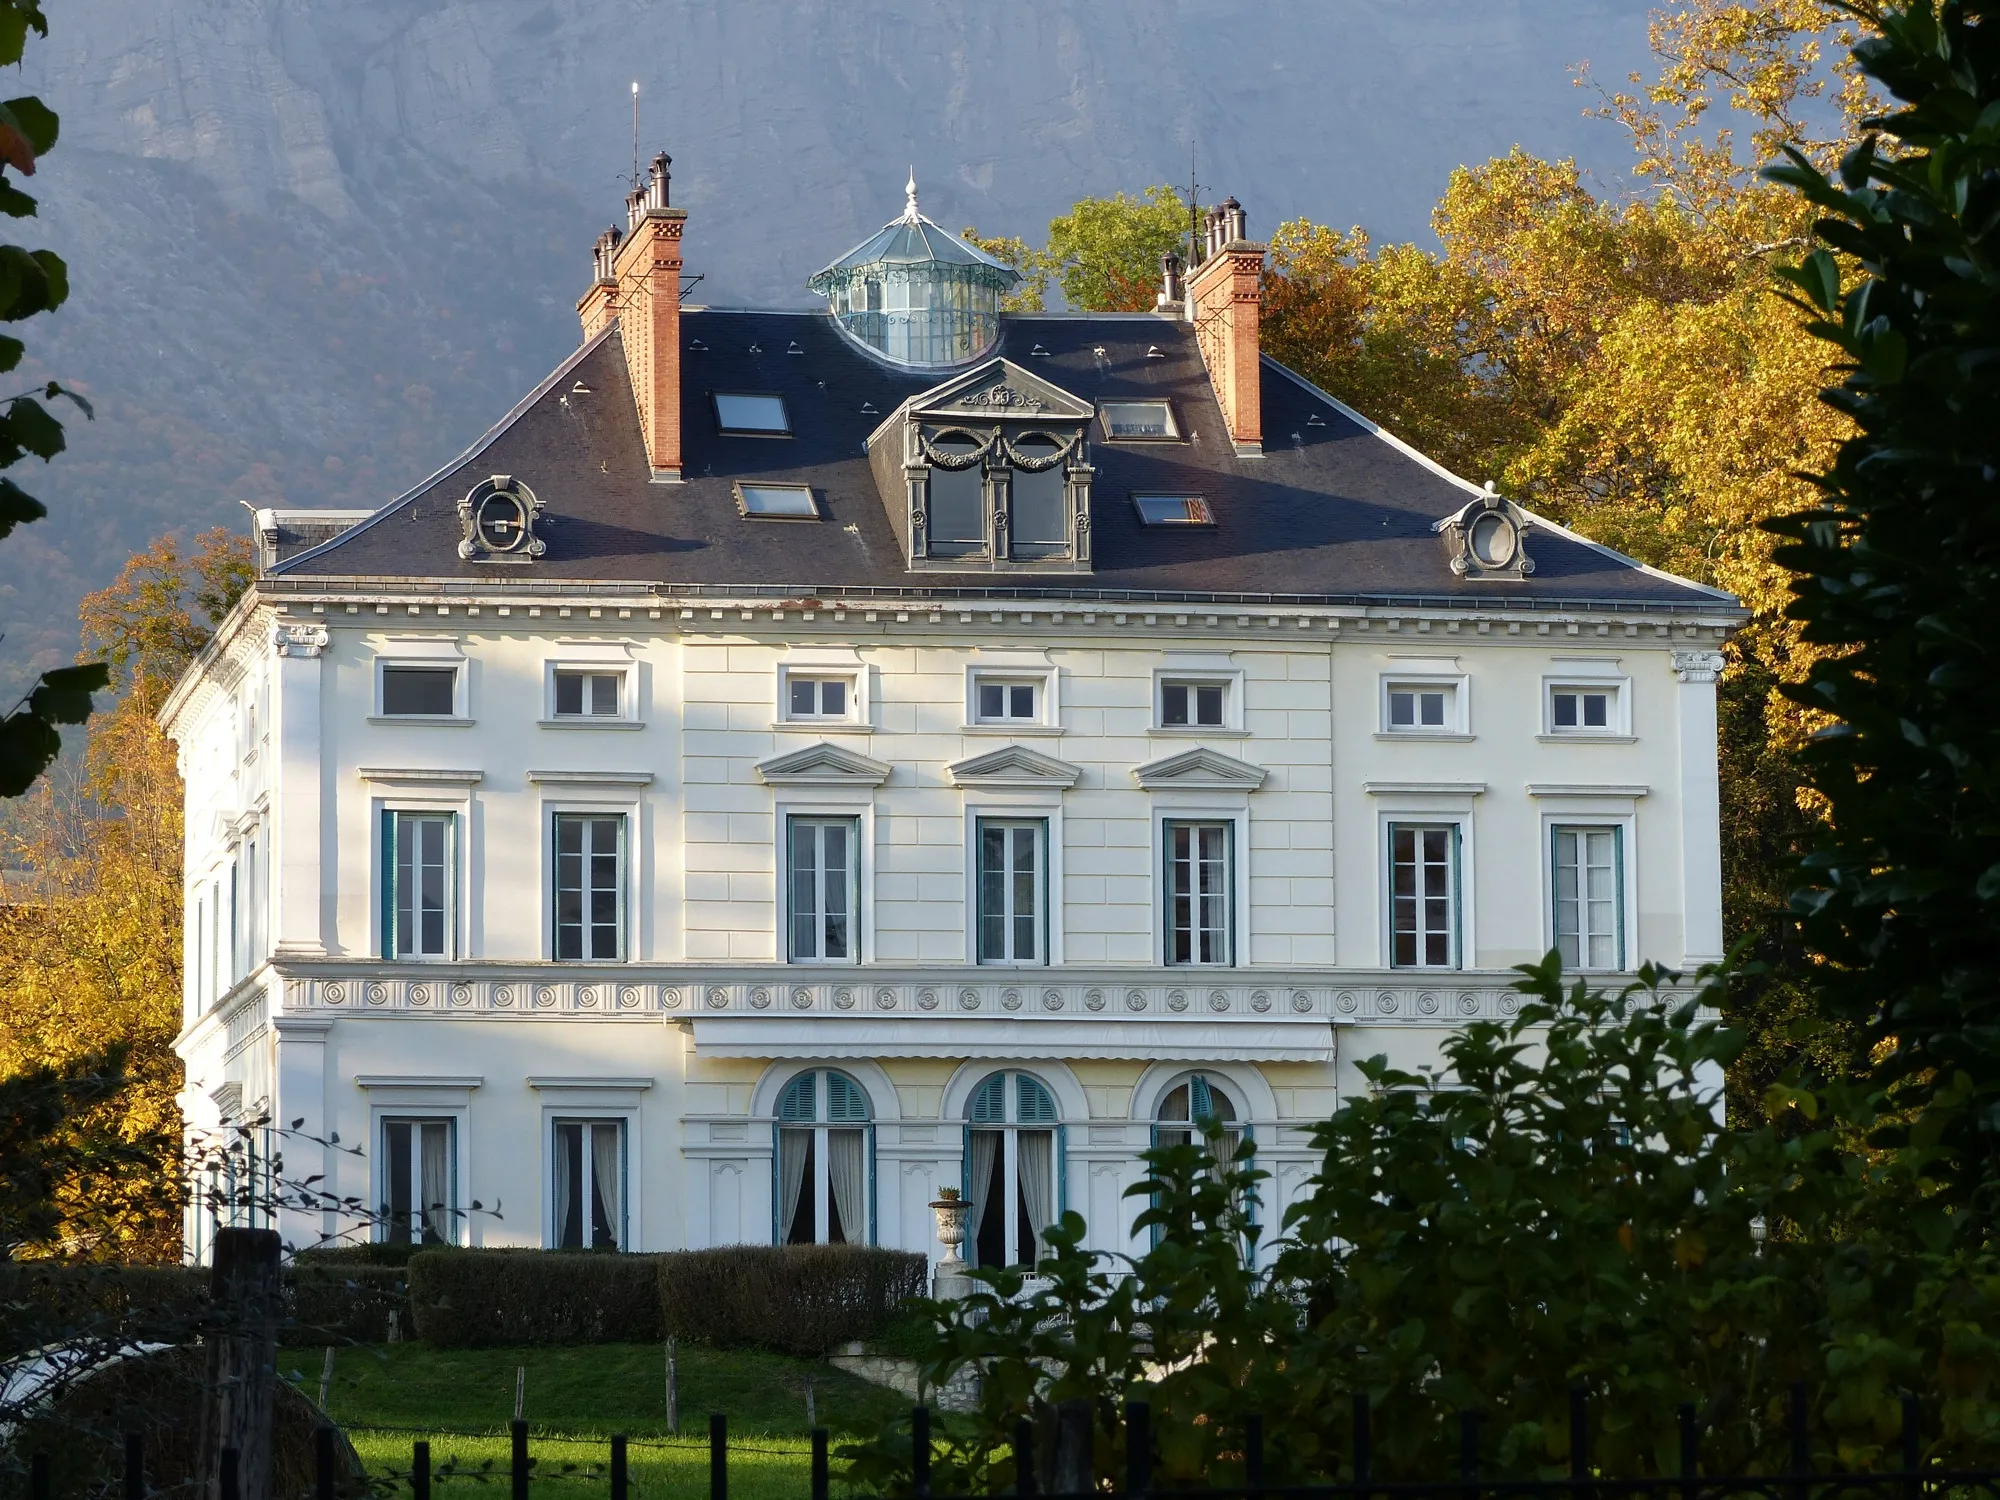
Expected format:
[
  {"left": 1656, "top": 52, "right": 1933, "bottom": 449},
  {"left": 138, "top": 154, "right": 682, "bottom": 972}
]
[
  {"left": 555, "top": 672, "right": 584, "bottom": 716},
  {"left": 790, "top": 678, "right": 816, "bottom": 716},
  {"left": 589, "top": 674, "right": 619, "bottom": 715},
  {"left": 1133, "top": 494, "right": 1212, "bottom": 526},
  {"left": 979, "top": 825, "right": 1005, "bottom": 962},
  {"left": 1554, "top": 693, "right": 1578, "bottom": 727},
  {"left": 382, "top": 667, "right": 454, "bottom": 716},
  {"left": 821, "top": 679, "right": 847, "bottom": 717},
  {"left": 1162, "top": 684, "right": 1189, "bottom": 725},
  {"left": 1196, "top": 685, "right": 1224, "bottom": 725},
  {"left": 740, "top": 485, "right": 817, "bottom": 517},
  {"left": 978, "top": 683, "right": 1003, "bottom": 719},
  {"left": 1420, "top": 692, "right": 1445, "bottom": 726},
  {"left": 789, "top": 822, "right": 816, "bottom": 959},
  {"left": 1008, "top": 685, "right": 1034, "bottom": 718},
  {"left": 385, "top": 1120, "right": 412, "bottom": 1244},
  {"left": 928, "top": 458, "right": 984, "bottom": 546},
  {"left": 1584, "top": 693, "right": 1608, "bottom": 727},
  {"left": 715, "top": 393, "right": 790, "bottom": 432},
  {"left": 822, "top": 823, "right": 849, "bottom": 960},
  {"left": 1390, "top": 691, "right": 1414, "bottom": 727},
  {"left": 1101, "top": 401, "right": 1177, "bottom": 438},
  {"left": 1010, "top": 463, "right": 1066, "bottom": 546}
]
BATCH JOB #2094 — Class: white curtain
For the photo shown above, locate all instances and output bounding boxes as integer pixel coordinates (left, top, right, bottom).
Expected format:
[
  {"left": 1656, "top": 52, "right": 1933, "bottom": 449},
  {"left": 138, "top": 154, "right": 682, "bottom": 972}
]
[
  {"left": 591, "top": 1121, "right": 623, "bottom": 1250},
  {"left": 827, "top": 1130, "right": 865, "bottom": 1244},
  {"left": 419, "top": 1121, "right": 451, "bottom": 1244},
  {"left": 1018, "top": 1131, "right": 1054, "bottom": 1264},
  {"left": 778, "top": 1129, "right": 810, "bottom": 1242},
  {"left": 966, "top": 1130, "right": 1000, "bottom": 1265},
  {"left": 554, "top": 1123, "right": 577, "bottom": 1248}
]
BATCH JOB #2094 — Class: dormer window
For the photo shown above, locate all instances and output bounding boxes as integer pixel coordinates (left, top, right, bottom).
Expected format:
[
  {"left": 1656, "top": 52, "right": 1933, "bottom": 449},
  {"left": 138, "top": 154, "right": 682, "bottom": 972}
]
[
  {"left": 712, "top": 393, "right": 791, "bottom": 436},
  {"left": 1099, "top": 400, "right": 1178, "bottom": 440},
  {"left": 925, "top": 432, "right": 987, "bottom": 554}
]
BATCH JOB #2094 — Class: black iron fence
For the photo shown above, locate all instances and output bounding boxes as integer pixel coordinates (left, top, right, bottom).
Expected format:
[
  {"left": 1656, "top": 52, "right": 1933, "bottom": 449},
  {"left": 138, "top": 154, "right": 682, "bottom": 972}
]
[{"left": 17, "top": 1388, "right": 2000, "bottom": 1500}]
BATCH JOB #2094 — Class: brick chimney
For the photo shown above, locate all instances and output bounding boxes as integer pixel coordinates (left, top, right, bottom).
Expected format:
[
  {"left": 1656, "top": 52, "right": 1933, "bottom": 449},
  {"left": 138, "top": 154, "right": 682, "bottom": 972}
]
[
  {"left": 578, "top": 152, "right": 686, "bottom": 483},
  {"left": 1186, "top": 197, "right": 1264, "bottom": 455},
  {"left": 577, "top": 226, "right": 622, "bottom": 341}
]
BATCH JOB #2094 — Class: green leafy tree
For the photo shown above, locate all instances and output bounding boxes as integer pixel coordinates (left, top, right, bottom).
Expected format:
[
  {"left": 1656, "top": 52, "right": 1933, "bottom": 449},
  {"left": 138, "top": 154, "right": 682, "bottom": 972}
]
[
  {"left": 0, "top": 0, "right": 102, "bottom": 797},
  {"left": 1764, "top": 0, "right": 2000, "bottom": 1211},
  {"left": 967, "top": 186, "right": 1195, "bottom": 314}
]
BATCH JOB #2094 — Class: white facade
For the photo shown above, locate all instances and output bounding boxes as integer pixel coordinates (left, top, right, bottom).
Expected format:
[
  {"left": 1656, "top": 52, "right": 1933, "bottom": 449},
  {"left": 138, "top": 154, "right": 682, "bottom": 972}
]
[{"left": 169, "top": 587, "right": 1735, "bottom": 1264}]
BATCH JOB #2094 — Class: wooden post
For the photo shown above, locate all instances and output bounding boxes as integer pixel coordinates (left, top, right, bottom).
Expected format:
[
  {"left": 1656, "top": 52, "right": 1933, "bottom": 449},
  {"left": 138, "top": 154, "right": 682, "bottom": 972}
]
[
  {"left": 1051, "top": 1399, "right": 1091, "bottom": 1497},
  {"left": 204, "top": 1228, "right": 282, "bottom": 1500},
  {"left": 318, "top": 1347, "right": 335, "bottom": 1411},
  {"left": 665, "top": 1337, "right": 679, "bottom": 1434}
]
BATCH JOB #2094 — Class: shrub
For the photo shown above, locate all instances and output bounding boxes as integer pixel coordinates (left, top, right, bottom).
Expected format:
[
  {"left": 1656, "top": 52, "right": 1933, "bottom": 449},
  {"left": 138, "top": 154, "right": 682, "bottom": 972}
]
[
  {"left": 282, "top": 1264, "right": 408, "bottom": 1346},
  {"left": 406, "top": 1250, "right": 662, "bottom": 1348},
  {"left": 293, "top": 1242, "right": 421, "bottom": 1268},
  {"left": 658, "top": 1244, "right": 926, "bottom": 1358},
  {"left": 0, "top": 1263, "right": 205, "bottom": 1357}
]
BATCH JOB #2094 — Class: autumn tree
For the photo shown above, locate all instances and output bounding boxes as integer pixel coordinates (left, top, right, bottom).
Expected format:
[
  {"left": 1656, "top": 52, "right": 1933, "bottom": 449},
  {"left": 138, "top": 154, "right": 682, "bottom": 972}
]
[
  {"left": 966, "top": 184, "right": 1195, "bottom": 313},
  {"left": 0, "top": 528, "right": 251, "bottom": 1260}
]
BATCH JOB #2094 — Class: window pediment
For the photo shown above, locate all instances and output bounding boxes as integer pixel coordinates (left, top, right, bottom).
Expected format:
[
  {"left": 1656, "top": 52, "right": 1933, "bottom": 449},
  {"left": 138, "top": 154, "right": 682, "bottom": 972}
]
[
  {"left": 1132, "top": 747, "right": 1268, "bottom": 792},
  {"left": 755, "top": 742, "right": 893, "bottom": 787},
  {"left": 909, "top": 358, "right": 1095, "bottom": 423},
  {"left": 946, "top": 745, "right": 1083, "bottom": 789}
]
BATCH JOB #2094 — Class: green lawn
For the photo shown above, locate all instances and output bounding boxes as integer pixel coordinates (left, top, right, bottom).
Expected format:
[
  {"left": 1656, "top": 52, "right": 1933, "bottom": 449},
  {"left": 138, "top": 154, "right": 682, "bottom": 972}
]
[{"left": 286, "top": 1343, "right": 912, "bottom": 1500}]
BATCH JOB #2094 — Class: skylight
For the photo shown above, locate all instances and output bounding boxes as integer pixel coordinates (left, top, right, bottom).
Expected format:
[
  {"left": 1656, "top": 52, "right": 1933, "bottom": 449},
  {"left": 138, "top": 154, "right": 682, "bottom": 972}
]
[
  {"left": 713, "top": 392, "right": 791, "bottom": 435},
  {"left": 1133, "top": 494, "right": 1214, "bottom": 527},
  {"left": 736, "top": 483, "right": 819, "bottom": 519},
  {"left": 1100, "top": 400, "right": 1179, "bottom": 440}
]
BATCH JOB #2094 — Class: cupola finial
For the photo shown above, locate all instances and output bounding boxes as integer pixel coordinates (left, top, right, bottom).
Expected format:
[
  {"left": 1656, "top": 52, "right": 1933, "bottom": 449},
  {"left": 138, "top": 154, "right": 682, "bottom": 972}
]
[{"left": 904, "top": 167, "right": 920, "bottom": 223}]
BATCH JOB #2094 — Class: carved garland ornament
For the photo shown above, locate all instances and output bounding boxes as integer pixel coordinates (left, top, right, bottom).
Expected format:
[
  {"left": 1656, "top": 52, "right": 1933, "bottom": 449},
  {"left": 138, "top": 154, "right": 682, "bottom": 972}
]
[{"left": 917, "top": 427, "right": 1080, "bottom": 473}]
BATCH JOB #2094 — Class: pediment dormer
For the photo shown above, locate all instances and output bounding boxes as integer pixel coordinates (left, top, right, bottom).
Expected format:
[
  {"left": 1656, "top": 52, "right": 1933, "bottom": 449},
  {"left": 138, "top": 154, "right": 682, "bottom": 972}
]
[
  {"left": 1131, "top": 747, "right": 1269, "bottom": 792},
  {"left": 945, "top": 744, "right": 1084, "bottom": 789},
  {"left": 866, "top": 357, "right": 1096, "bottom": 575},
  {"left": 754, "top": 742, "right": 893, "bottom": 787}
]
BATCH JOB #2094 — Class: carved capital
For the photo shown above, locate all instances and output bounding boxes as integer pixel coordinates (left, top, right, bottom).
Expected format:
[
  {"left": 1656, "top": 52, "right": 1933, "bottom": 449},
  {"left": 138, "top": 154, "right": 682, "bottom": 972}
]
[
  {"left": 1672, "top": 648, "right": 1726, "bottom": 684},
  {"left": 272, "top": 623, "right": 329, "bottom": 659}
]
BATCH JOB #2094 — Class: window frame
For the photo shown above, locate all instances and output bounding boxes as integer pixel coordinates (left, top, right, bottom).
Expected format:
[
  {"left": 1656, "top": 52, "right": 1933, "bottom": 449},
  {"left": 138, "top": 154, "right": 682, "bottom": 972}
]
[
  {"left": 1377, "top": 672, "right": 1471, "bottom": 738},
  {"left": 1542, "top": 677, "right": 1633, "bottom": 738},
  {"left": 965, "top": 665, "right": 1060, "bottom": 732},
  {"left": 1152, "top": 665, "right": 1246, "bottom": 734},
  {"left": 1162, "top": 816, "right": 1237, "bottom": 967},
  {"left": 1550, "top": 822, "right": 1626, "bottom": 971},
  {"left": 550, "top": 667, "right": 627, "bottom": 721},
  {"left": 975, "top": 816, "right": 1049, "bottom": 967},
  {"left": 779, "top": 670, "right": 861, "bottom": 726},
  {"left": 1131, "top": 493, "right": 1215, "bottom": 528},
  {"left": 1097, "top": 399, "right": 1182, "bottom": 442},
  {"left": 1386, "top": 820, "right": 1462, "bottom": 970},
  {"left": 377, "top": 1115, "right": 459, "bottom": 1248},
  {"left": 734, "top": 482, "right": 821, "bottom": 521},
  {"left": 785, "top": 814, "right": 862, "bottom": 965},
  {"left": 548, "top": 1116, "right": 629, "bottom": 1250},
  {"left": 961, "top": 1070, "right": 1065, "bottom": 1270},
  {"left": 380, "top": 807, "right": 457, "bottom": 961},
  {"left": 772, "top": 1068, "right": 875, "bottom": 1246},
  {"left": 548, "top": 808, "right": 629, "bottom": 963},
  {"left": 710, "top": 390, "right": 793, "bottom": 437}
]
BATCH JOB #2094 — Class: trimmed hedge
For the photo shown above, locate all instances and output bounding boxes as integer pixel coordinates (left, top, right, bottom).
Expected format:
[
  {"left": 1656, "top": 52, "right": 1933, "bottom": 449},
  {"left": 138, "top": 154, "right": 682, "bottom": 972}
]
[
  {"left": 407, "top": 1250, "right": 663, "bottom": 1347},
  {"left": 282, "top": 1264, "right": 408, "bottom": 1346},
  {"left": 657, "top": 1245, "right": 926, "bottom": 1358},
  {"left": 0, "top": 1263, "right": 206, "bottom": 1356}
]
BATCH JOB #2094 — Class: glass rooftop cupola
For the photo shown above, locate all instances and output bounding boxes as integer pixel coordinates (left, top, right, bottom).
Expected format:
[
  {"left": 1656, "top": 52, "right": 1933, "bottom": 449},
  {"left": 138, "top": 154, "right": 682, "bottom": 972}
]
[{"left": 808, "top": 172, "right": 1021, "bottom": 368}]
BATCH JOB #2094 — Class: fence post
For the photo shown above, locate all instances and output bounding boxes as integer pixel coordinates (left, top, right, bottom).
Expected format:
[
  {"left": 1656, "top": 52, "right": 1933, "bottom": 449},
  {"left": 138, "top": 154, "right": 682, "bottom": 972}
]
[
  {"left": 1677, "top": 1403, "right": 1698, "bottom": 1500},
  {"left": 319, "top": 1347, "right": 335, "bottom": 1412},
  {"left": 913, "top": 1406, "right": 932, "bottom": 1499},
  {"left": 610, "top": 1434, "right": 627, "bottom": 1500},
  {"left": 1126, "top": 1400, "right": 1152, "bottom": 1498},
  {"left": 316, "top": 1423, "right": 336, "bottom": 1500},
  {"left": 1901, "top": 1393, "right": 1920, "bottom": 1492},
  {"left": 709, "top": 1411, "right": 728, "bottom": 1500},
  {"left": 1789, "top": 1381, "right": 1810, "bottom": 1500},
  {"left": 666, "top": 1339, "right": 679, "bottom": 1435},
  {"left": 205, "top": 1228, "right": 282, "bottom": 1500},
  {"left": 1458, "top": 1410, "right": 1480, "bottom": 1495},
  {"left": 1015, "top": 1416, "right": 1036, "bottom": 1498},
  {"left": 125, "top": 1431, "right": 145, "bottom": 1500},
  {"left": 812, "top": 1427, "right": 830, "bottom": 1500},
  {"left": 1245, "top": 1412, "right": 1264, "bottom": 1493},
  {"left": 1569, "top": 1388, "right": 1589, "bottom": 1483},
  {"left": 511, "top": 1417, "right": 529, "bottom": 1500},
  {"left": 1352, "top": 1393, "right": 1372, "bottom": 1488},
  {"left": 1053, "top": 1400, "right": 1092, "bottom": 1497},
  {"left": 413, "top": 1440, "right": 431, "bottom": 1500},
  {"left": 219, "top": 1448, "right": 241, "bottom": 1500},
  {"left": 30, "top": 1453, "right": 49, "bottom": 1500}
]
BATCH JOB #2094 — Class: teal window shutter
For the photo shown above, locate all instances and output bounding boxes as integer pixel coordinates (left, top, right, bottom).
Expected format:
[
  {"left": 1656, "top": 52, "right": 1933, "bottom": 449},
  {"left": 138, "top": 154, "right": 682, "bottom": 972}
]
[{"left": 380, "top": 808, "right": 396, "bottom": 958}]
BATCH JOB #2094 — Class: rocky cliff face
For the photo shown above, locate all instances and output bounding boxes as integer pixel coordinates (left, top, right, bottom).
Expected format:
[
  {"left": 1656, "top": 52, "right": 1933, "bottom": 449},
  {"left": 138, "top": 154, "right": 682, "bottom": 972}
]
[{"left": 5, "top": 0, "right": 1649, "bottom": 681}]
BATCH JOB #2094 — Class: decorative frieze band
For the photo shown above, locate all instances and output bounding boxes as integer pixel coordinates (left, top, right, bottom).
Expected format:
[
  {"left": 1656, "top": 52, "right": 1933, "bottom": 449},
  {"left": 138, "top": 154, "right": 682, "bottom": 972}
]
[{"left": 283, "top": 972, "right": 1550, "bottom": 1024}]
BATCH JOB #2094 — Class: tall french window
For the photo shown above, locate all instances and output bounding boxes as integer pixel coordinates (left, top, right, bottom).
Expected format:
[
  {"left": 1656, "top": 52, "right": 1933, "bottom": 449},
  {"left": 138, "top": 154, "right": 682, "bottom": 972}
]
[
  {"left": 1165, "top": 820, "right": 1232, "bottom": 966},
  {"left": 787, "top": 817, "right": 858, "bottom": 962},
  {"left": 964, "top": 1072, "right": 1059, "bottom": 1269},
  {"left": 775, "top": 1070, "right": 872, "bottom": 1244},
  {"left": 552, "top": 1118, "right": 624, "bottom": 1249},
  {"left": 1553, "top": 826, "right": 1623, "bottom": 969},
  {"left": 977, "top": 818, "right": 1045, "bottom": 964},
  {"left": 1389, "top": 824, "right": 1458, "bottom": 968},
  {"left": 382, "top": 810, "right": 452, "bottom": 959},
  {"left": 553, "top": 814, "right": 624, "bottom": 960},
  {"left": 381, "top": 1117, "right": 454, "bottom": 1246}
]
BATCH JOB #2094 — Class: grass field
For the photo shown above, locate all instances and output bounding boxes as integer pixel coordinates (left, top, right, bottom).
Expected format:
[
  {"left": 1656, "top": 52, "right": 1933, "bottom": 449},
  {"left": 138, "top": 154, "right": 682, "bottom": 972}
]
[{"left": 288, "top": 1343, "right": 912, "bottom": 1500}]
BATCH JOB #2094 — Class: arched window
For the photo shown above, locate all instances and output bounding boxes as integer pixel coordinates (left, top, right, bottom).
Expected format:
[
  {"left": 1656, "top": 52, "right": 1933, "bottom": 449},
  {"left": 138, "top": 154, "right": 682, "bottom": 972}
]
[
  {"left": 963, "top": 1071, "right": 1062, "bottom": 1269},
  {"left": 1155, "top": 1073, "right": 1247, "bottom": 1169},
  {"left": 775, "top": 1070, "right": 872, "bottom": 1245}
]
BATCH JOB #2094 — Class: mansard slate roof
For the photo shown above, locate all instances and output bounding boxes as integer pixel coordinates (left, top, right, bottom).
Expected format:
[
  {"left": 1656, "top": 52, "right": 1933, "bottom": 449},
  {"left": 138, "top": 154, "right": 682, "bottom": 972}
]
[{"left": 271, "top": 311, "right": 1734, "bottom": 610}]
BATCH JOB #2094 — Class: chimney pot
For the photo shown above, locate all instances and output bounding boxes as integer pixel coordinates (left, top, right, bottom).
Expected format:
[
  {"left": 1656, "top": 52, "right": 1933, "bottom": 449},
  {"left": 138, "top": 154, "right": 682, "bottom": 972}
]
[
  {"left": 1157, "top": 250, "right": 1185, "bottom": 313},
  {"left": 1186, "top": 196, "right": 1264, "bottom": 453}
]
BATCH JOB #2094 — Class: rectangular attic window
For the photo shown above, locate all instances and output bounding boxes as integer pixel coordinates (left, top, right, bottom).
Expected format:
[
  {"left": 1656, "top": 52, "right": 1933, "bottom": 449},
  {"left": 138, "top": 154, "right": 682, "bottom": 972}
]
[
  {"left": 736, "top": 483, "right": 819, "bottom": 520},
  {"left": 712, "top": 392, "right": 791, "bottom": 435},
  {"left": 1133, "top": 494, "right": 1214, "bottom": 527},
  {"left": 1100, "top": 401, "right": 1179, "bottom": 440}
]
